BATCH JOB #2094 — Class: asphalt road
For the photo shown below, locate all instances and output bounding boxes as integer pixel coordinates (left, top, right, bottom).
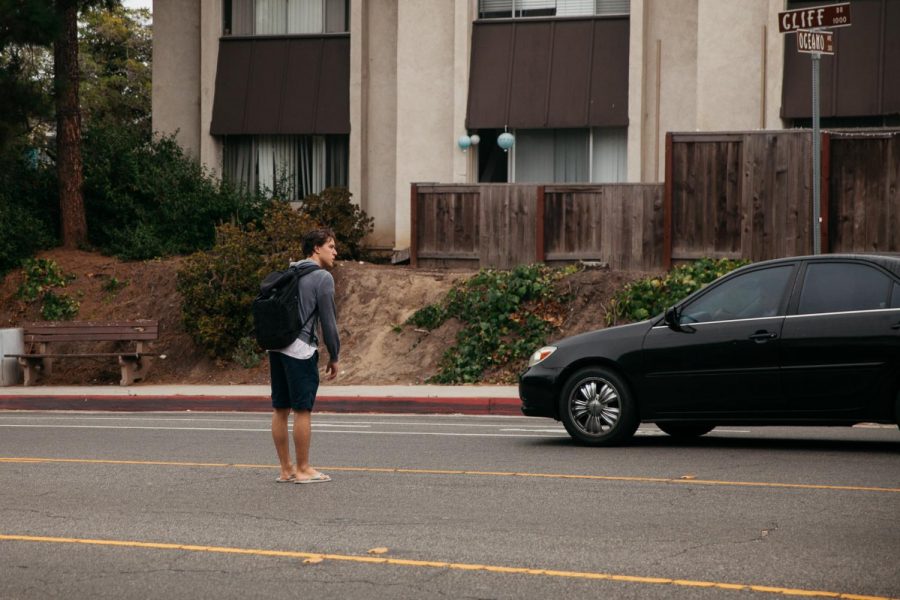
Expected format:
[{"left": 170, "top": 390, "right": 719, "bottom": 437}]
[{"left": 1, "top": 411, "right": 898, "bottom": 600}]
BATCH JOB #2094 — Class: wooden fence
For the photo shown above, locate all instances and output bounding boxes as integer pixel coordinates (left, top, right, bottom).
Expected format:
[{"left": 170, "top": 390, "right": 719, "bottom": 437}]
[
  {"left": 411, "top": 129, "right": 899, "bottom": 271},
  {"left": 666, "top": 130, "right": 900, "bottom": 264},
  {"left": 411, "top": 183, "right": 663, "bottom": 270}
]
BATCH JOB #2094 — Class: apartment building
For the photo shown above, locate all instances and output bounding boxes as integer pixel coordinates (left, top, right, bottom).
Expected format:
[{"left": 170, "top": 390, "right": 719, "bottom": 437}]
[{"left": 152, "top": 0, "right": 899, "bottom": 253}]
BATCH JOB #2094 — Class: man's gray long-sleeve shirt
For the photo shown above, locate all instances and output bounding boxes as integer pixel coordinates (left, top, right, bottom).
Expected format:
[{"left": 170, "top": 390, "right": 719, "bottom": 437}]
[{"left": 292, "top": 259, "right": 340, "bottom": 362}]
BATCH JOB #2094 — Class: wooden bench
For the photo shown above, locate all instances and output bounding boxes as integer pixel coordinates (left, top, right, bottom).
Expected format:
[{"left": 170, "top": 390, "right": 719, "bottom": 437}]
[{"left": 8, "top": 320, "right": 159, "bottom": 386}]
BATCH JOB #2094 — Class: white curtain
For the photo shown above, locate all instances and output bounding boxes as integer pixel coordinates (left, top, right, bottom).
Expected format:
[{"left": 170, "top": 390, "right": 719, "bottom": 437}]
[
  {"left": 481, "top": 0, "right": 512, "bottom": 17},
  {"left": 591, "top": 127, "right": 627, "bottom": 183},
  {"left": 223, "top": 137, "right": 257, "bottom": 193},
  {"left": 595, "top": 0, "right": 630, "bottom": 16},
  {"left": 553, "top": 129, "right": 589, "bottom": 182},
  {"left": 556, "top": 0, "right": 593, "bottom": 16},
  {"left": 230, "top": 0, "right": 254, "bottom": 35},
  {"left": 287, "top": 0, "right": 323, "bottom": 34},
  {"left": 517, "top": 0, "right": 555, "bottom": 11},
  {"left": 326, "top": 136, "right": 348, "bottom": 187},
  {"left": 324, "top": 0, "right": 347, "bottom": 32},
  {"left": 514, "top": 130, "right": 555, "bottom": 183},
  {"left": 273, "top": 136, "right": 298, "bottom": 198},
  {"left": 257, "top": 136, "right": 277, "bottom": 193},
  {"left": 224, "top": 134, "right": 347, "bottom": 200},
  {"left": 255, "top": 0, "right": 285, "bottom": 34},
  {"left": 514, "top": 129, "right": 589, "bottom": 183}
]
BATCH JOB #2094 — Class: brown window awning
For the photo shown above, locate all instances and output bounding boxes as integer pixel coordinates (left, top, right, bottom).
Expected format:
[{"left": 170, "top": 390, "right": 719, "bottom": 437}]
[
  {"left": 781, "top": 0, "right": 900, "bottom": 119},
  {"left": 210, "top": 34, "right": 350, "bottom": 135},
  {"left": 466, "top": 17, "right": 629, "bottom": 130}
]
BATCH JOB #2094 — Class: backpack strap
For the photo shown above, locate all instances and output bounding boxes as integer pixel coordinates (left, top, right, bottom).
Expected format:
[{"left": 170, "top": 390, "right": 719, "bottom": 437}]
[{"left": 294, "top": 264, "right": 322, "bottom": 345}]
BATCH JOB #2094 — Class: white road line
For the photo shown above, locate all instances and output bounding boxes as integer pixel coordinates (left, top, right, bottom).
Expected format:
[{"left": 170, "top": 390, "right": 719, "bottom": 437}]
[
  {"left": 0, "top": 424, "right": 567, "bottom": 438},
  {"left": 0, "top": 415, "right": 540, "bottom": 428}
]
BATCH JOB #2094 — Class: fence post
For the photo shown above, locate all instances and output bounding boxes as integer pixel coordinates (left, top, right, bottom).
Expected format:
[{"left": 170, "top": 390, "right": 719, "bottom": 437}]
[
  {"left": 820, "top": 132, "right": 831, "bottom": 254},
  {"left": 663, "top": 132, "right": 674, "bottom": 269},
  {"left": 410, "top": 182, "right": 418, "bottom": 268},
  {"left": 535, "top": 185, "right": 545, "bottom": 263}
]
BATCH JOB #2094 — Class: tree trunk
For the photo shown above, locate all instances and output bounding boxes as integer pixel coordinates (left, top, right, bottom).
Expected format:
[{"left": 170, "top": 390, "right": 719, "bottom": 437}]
[{"left": 54, "top": 0, "right": 87, "bottom": 248}]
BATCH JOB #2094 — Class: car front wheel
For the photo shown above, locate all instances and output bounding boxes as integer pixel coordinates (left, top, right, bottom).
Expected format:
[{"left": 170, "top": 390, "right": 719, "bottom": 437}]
[
  {"left": 559, "top": 367, "right": 638, "bottom": 446},
  {"left": 655, "top": 422, "right": 716, "bottom": 438}
]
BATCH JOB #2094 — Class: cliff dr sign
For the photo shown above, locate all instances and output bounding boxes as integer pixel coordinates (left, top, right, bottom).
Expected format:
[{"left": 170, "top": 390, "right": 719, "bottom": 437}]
[
  {"left": 777, "top": 2, "right": 852, "bottom": 256},
  {"left": 797, "top": 30, "right": 834, "bottom": 55},
  {"left": 778, "top": 2, "right": 851, "bottom": 33}
]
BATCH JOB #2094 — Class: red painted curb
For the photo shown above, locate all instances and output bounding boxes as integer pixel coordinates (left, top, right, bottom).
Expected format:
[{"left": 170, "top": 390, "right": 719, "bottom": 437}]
[{"left": 0, "top": 394, "right": 522, "bottom": 416}]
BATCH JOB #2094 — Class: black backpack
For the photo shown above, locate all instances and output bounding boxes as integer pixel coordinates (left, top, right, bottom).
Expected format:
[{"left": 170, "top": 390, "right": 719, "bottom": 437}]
[{"left": 252, "top": 262, "right": 321, "bottom": 350}]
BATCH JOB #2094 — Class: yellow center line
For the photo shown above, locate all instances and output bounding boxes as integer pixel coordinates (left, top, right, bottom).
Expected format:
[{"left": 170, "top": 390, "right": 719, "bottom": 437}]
[
  {"left": 1, "top": 457, "right": 899, "bottom": 494},
  {"left": 0, "top": 534, "right": 893, "bottom": 600}
]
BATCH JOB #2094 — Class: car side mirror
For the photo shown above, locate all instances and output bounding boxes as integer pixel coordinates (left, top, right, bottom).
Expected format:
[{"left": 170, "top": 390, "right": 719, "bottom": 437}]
[{"left": 664, "top": 306, "right": 682, "bottom": 331}]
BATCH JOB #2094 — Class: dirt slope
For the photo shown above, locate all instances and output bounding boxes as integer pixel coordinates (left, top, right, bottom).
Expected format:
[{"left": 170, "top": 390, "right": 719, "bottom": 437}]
[{"left": 0, "top": 249, "right": 654, "bottom": 386}]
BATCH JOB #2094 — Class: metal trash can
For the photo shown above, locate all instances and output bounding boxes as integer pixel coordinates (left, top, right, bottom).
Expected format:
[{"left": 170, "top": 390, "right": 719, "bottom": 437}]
[{"left": 0, "top": 328, "right": 23, "bottom": 386}]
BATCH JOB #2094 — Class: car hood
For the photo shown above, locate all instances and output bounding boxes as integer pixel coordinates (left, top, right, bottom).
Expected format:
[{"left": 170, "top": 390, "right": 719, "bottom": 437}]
[{"left": 541, "top": 320, "right": 654, "bottom": 367}]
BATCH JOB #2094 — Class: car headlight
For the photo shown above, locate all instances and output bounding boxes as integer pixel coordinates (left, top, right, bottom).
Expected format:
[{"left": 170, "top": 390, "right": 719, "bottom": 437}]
[{"left": 528, "top": 346, "right": 557, "bottom": 367}]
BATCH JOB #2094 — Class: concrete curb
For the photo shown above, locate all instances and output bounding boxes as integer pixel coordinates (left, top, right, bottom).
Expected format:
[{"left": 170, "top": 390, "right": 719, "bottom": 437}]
[{"left": 0, "top": 392, "right": 522, "bottom": 415}]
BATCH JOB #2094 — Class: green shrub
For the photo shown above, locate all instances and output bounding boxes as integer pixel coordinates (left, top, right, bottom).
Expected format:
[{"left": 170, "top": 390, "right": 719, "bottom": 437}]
[
  {"left": 231, "top": 336, "right": 263, "bottom": 368},
  {"left": 0, "top": 149, "right": 57, "bottom": 278},
  {"left": 408, "top": 264, "right": 574, "bottom": 384},
  {"left": 17, "top": 258, "right": 72, "bottom": 302},
  {"left": 83, "top": 124, "right": 267, "bottom": 260},
  {"left": 297, "top": 187, "right": 373, "bottom": 260},
  {"left": 605, "top": 258, "right": 748, "bottom": 326},
  {"left": 40, "top": 291, "right": 80, "bottom": 321},
  {"left": 17, "top": 258, "right": 80, "bottom": 321},
  {"left": 177, "top": 202, "right": 318, "bottom": 359}
]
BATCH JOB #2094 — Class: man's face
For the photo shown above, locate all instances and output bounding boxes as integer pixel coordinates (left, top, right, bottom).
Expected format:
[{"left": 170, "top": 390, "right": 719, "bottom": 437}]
[{"left": 314, "top": 237, "right": 338, "bottom": 269}]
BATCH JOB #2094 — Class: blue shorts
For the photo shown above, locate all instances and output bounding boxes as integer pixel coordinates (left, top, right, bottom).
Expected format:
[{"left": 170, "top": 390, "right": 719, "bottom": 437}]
[{"left": 269, "top": 351, "right": 319, "bottom": 411}]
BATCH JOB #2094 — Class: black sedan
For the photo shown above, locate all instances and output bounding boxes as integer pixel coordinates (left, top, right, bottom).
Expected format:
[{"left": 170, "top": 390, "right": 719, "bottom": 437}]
[{"left": 519, "top": 254, "right": 900, "bottom": 445}]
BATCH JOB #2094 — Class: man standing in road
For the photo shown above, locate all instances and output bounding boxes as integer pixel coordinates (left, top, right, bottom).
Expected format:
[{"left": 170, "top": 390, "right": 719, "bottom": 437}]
[{"left": 270, "top": 228, "right": 340, "bottom": 484}]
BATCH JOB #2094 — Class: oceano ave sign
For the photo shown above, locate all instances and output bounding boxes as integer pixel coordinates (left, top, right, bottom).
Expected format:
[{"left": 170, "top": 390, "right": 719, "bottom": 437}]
[
  {"left": 796, "top": 30, "right": 834, "bottom": 55},
  {"left": 778, "top": 2, "right": 851, "bottom": 33}
]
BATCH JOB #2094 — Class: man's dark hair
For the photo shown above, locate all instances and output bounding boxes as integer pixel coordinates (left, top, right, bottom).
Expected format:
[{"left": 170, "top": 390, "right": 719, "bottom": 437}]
[{"left": 302, "top": 227, "right": 336, "bottom": 258}]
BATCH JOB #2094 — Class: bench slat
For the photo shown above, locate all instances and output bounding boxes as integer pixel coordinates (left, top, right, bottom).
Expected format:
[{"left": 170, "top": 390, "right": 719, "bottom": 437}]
[
  {"left": 10, "top": 353, "right": 149, "bottom": 359},
  {"left": 24, "top": 324, "right": 157, "bottom": 334},
  {"left": 23, "top": 320, "right": 158, "bottom": 329},
  {"left": 24, "top": 332, "right": 158, "bottom": 342},
  {"left": 22, "top": 320, "right": 159, "bottom": 343}
]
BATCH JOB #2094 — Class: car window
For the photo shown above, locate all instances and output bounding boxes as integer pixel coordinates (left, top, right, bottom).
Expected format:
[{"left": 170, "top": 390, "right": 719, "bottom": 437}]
[
  {"left": 680, "top": 266, "right": 793, "bottom": 324},
  {"left": 892, "top": 282, "right": 900, "bottom": 309},
  {"left": 797, "top": 263, "right": 892, "bottom": 315}
]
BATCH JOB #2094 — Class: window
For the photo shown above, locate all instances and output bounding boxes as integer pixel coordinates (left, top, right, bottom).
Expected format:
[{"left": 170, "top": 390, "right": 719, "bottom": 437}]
[
  {"left": 223, "top": 134, "right": 348, "bottom": 200},
  {"left": 478, "top": 0, "right": 629, "bottom": 19},
  {"left": 798, "top": 263, "right": 894, "bottom": 315},
  {"left": 511, "top": 127, "right": 626, "bottom": 183},
  {"left": 225, "top": 0, "right": 347, "bottom": 36},
  {"left": 681, "top": 266, "right": 794, "bottom": 324},
  {"left": 892, "top": 282, "right": 900, "bottom": 309}
]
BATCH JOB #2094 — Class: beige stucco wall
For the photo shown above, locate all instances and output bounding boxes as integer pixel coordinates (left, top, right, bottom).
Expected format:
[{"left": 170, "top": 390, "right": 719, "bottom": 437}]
[
  {"left": 198, "top": 0, "right": 223, "bottom": 175},
  {"left": 151, "top": 0, "right": 221, "bottom": 171},
  {"left": 152, "top": 0, "right": 201, "bottom": 158},
  {"left": 350, "top": 0, "right": 399, "bottom": 250},
  {"left": 631, "top": 0, "right": 787, "bottom": 182},
  {"left": 392, "top": 0, "right": 470, "bottom": 250},
  {"left": 153, "top": 0, "right": 792, "bottom": 247}
]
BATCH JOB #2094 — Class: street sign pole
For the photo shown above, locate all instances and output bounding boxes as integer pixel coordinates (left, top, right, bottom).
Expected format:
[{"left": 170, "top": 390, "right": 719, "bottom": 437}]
[
  {"left": 811, "top": 48, "right": 821, "bottom": 255},
  {"left": 778, "top": 2, "right": 850, "bottom": 255}
]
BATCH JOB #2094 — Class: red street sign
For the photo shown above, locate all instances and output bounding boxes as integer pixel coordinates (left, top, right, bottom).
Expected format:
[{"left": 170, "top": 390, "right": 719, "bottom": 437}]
[
  {"left": 796, "top": 30, "right": 834, "bottom": 55},
  {"left": 778, "top": 2, "right": 851, "bottom": 33}
]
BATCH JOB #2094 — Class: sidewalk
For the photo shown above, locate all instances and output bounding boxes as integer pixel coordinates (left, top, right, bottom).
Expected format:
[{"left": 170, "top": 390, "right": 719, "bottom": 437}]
[{"left": 0, "top": 384, "right": 522, "bottom": 415}]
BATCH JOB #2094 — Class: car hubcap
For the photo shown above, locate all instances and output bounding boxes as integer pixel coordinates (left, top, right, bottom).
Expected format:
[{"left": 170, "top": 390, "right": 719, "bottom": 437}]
[{"left": 570, "top": 378, "right": 620, "bottom": 435}]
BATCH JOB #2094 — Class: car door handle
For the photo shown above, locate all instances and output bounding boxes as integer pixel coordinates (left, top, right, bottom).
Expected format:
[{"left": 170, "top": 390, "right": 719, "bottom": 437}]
[
  {"left": 749, "top": 331, "right": 777, "bottom": 342},
  {"left": 892, "top": 321, "right": 900, "bottom": 330}
]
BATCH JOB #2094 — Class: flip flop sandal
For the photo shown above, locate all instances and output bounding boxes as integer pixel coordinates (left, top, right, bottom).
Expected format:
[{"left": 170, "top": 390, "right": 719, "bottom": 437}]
[
  {"left": 295, "top": 473, "right": 331, "bottom": 484},
  {"left": 276, "top": 476, "right": 297, "bottom": 483}
]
